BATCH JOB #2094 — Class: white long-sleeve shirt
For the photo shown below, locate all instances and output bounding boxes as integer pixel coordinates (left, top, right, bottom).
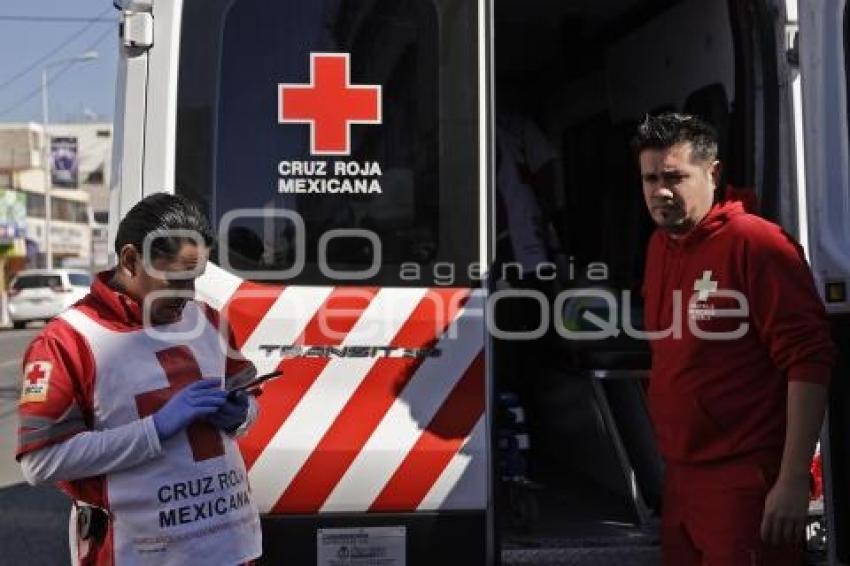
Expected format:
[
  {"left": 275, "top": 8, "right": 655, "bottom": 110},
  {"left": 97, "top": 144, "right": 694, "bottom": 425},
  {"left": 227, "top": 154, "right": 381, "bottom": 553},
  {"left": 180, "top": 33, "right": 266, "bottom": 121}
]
[{"left": 21, "top": 398, "right": 258, "bottom": 485}]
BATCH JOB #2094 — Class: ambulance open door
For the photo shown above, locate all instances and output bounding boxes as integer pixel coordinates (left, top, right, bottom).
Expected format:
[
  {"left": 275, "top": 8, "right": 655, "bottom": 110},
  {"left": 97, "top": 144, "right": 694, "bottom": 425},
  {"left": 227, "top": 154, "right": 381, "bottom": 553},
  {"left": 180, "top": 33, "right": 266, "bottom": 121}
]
[{"left": 796, "top": 0, "right": 850, "bottom": 563}]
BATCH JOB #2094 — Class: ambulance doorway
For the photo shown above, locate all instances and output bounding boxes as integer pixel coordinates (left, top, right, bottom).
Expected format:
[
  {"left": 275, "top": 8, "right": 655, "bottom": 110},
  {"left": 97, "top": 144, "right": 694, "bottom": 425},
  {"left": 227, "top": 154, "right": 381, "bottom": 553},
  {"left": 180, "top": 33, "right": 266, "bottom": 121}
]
[{"left": 492, "top": 0, "right": 774, "bottom": 558}]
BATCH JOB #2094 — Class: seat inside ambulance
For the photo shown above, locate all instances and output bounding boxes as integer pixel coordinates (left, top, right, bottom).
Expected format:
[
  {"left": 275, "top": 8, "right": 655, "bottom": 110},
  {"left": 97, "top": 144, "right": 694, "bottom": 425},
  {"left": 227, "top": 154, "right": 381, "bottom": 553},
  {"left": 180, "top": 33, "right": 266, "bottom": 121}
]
[{"left": 493, "top": 0, "right": 768, "bottom": 552}]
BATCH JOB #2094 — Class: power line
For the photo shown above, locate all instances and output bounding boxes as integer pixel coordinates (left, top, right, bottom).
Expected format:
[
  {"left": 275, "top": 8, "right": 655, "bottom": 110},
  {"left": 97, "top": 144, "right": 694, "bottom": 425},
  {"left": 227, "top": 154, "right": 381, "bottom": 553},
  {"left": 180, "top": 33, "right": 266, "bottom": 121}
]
[
  {"left": 0, "top": 6, "right": 114, "bottom": 91},
  {"left": 0, "top": 16, "right": 116, "bottom": 23},
  {"left": 0, "top": 25, "right": 114, "bottom": 119}
]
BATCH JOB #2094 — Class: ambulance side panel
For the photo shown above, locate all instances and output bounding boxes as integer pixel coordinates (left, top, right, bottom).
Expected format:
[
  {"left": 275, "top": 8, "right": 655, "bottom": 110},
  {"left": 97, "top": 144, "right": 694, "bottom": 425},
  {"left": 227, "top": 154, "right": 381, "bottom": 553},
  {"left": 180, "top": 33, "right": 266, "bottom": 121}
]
[
  {"left": 140, "top": 0, "right": 181, "bottom": 197},
  {"left": 108, "top": 5, "right": 151, "bottom": 261},
  {"left": 798, "top": 1, "right": 850, "bottom": 562}
]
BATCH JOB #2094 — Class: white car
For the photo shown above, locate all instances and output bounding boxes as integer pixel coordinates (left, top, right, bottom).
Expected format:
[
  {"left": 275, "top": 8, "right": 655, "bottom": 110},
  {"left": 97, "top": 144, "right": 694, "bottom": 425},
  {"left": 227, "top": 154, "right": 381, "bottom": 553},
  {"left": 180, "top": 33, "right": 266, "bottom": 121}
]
[{"left": 7, "top": 269, "right": 92, "bottom": 329}]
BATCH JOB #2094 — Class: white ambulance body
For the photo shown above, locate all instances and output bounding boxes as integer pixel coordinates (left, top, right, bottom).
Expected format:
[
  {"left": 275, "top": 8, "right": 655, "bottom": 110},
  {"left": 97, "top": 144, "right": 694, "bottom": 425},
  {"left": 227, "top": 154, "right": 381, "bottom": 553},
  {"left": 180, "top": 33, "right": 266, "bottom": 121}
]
[{"left": 110, "top": 0, "right": 850, "bottom": 564}]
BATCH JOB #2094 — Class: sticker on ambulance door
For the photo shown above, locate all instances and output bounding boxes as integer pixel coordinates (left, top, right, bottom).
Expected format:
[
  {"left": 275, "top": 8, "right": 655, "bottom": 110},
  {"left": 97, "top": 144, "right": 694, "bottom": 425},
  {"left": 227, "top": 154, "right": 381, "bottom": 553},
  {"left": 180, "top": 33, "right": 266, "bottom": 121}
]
[{"left": 317, "top": 526, "right": 406, "bottom": 566}]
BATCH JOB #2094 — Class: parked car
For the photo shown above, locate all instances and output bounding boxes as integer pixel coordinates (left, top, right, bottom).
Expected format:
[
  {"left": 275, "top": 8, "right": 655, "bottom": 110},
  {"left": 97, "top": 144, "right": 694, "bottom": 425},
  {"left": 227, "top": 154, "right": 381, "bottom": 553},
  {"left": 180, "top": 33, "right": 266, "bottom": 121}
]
[{"left": 7, "top": 269, "right": 92, "bottom": 329}]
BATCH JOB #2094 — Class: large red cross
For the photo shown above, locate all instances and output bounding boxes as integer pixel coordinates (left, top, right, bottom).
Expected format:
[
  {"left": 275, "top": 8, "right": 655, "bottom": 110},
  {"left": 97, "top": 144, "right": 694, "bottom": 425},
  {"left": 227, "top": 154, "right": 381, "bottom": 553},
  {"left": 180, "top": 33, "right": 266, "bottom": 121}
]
[
  {"left": 135, "top": 346, "right": 224, "bottom": 462},
  {"left": 26, "top": 363, "right": 47, "bottom": 385},
  {"left": 278, "top": 52, "right": 381, "bottom": 155}
]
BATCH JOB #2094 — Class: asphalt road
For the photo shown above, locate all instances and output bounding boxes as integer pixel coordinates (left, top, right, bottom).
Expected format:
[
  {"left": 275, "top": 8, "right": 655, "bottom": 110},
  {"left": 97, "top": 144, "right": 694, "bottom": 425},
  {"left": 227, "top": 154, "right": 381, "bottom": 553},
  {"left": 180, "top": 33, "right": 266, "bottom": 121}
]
[
  {"left": 0, "top": 325, "right": 40, "bottom": 486},
  {"left": 0, "top": 324, "right": 71, "bottom": 565}
]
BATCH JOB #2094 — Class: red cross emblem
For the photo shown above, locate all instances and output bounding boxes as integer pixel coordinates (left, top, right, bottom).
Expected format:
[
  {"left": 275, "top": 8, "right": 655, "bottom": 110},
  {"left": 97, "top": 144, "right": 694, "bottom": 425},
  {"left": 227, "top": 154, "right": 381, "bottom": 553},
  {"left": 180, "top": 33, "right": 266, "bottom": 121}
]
[
  {"left": 21, "top": 361, "right": 52, "bottom": 403},
  {"left": 26, "top": 363, "right": 47, "bottom": 385},
  {"left": 278, "top": 52, "right": 382, "bottom": 155},
  {"left": 135, "top": 346, "right": 224, "bottom": 462}
]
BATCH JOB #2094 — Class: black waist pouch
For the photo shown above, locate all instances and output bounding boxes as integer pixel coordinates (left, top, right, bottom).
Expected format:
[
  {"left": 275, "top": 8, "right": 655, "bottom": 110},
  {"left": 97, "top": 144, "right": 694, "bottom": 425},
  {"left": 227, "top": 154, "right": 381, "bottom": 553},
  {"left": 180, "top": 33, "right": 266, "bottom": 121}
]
[{"left": 77, "top": 505, "right": 109, "bottom": 544}]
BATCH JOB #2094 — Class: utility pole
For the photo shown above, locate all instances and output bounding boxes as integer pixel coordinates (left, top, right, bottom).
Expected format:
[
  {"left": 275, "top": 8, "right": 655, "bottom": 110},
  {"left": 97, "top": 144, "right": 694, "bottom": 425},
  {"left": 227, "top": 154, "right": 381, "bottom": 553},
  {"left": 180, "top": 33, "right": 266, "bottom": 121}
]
[{"left": 40, "top": 51, "right": 98, "bottom": 269}]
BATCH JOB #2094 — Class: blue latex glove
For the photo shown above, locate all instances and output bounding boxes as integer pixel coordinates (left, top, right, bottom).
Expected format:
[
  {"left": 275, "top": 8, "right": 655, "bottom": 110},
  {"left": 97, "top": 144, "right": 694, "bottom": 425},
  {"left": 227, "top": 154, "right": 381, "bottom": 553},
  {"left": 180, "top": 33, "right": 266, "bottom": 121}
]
[
  {"left": 206, "top": 390, "right": 251, "bottom": 433},
  {"left": 152, "top": 379, "right": 228, "bottom": 440}
]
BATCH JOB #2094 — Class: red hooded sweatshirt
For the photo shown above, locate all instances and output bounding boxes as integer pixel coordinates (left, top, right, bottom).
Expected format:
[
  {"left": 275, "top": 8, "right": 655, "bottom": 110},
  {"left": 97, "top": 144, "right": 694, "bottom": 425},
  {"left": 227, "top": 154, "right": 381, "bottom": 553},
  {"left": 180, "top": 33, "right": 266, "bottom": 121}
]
[{"left": 643, "top": 200, "right": 835, "bottom": 465}]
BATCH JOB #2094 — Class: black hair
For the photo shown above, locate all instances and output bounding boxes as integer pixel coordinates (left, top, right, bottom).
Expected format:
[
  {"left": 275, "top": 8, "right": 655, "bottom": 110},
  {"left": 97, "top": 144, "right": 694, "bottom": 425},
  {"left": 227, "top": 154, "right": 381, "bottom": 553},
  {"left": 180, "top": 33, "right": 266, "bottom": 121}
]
[
  {"left": 631, "top": 112, "right": 719, "bottom": 163},
  {"left": 114, "top": 192, "right": 214, "bottom": 259}
]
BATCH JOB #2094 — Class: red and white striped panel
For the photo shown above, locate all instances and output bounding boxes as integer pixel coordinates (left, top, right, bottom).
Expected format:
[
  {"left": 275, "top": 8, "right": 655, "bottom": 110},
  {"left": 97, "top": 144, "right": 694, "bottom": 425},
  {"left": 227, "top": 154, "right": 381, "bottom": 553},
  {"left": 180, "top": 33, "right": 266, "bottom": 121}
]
[{"left": 197, "top": 264, "right": 488, "bottom": 514}]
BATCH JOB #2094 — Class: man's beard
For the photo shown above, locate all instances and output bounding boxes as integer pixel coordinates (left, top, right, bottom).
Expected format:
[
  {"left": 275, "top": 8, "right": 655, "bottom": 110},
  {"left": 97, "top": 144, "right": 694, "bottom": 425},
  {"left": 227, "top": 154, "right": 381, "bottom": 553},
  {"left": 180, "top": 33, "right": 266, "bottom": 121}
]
[{"left": 652, "top": 204, "right": 692, "bottom": 235}]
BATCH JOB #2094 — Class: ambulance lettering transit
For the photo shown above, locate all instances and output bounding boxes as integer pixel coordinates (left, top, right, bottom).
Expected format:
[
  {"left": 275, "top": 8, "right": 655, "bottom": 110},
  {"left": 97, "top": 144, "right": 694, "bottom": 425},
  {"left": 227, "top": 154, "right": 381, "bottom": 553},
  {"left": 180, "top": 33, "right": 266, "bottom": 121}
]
[{"left": 110, "top": 0, "right": 850, "bottom": 563}]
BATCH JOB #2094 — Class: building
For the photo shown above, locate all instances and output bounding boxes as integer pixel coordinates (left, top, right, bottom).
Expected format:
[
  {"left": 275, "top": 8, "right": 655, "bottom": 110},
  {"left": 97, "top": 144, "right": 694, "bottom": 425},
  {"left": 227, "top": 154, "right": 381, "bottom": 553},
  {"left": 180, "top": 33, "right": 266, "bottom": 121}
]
[{"left": 0, "top": 121, "right": 112, "bottom": 279}]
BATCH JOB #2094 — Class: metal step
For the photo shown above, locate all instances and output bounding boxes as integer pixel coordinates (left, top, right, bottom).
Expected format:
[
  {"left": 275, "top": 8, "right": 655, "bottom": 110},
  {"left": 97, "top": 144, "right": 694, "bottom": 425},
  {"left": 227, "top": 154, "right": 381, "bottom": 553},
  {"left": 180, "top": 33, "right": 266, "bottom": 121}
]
[
  {"left": 503, "top": 545, "right": 660, "bottom": 565},
  {"left": 502, "top": 529, "right": 660, "bottom": 566}
]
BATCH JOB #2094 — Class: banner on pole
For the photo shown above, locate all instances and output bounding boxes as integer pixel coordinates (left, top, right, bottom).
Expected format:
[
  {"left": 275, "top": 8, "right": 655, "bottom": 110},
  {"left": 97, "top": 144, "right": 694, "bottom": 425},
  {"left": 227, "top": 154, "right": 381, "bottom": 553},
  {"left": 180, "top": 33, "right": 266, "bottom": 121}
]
[{"left": 50, "top": 136, "right": 79, "bottom": 188}]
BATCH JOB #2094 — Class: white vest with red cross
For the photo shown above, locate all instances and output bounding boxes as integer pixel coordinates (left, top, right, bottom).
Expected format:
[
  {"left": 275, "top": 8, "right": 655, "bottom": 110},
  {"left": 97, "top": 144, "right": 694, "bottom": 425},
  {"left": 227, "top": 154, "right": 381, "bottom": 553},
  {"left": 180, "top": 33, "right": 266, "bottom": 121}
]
[{"left": 59, "top": 301, "right": 262, "bottom": 566}]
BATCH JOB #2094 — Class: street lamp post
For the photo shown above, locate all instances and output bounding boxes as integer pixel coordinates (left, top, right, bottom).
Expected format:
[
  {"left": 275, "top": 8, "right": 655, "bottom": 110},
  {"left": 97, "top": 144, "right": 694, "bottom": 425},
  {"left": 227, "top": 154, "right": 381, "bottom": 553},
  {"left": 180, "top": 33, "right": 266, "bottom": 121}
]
[{"left": 41, "top": 51, "right": 98, "bottom": 269}]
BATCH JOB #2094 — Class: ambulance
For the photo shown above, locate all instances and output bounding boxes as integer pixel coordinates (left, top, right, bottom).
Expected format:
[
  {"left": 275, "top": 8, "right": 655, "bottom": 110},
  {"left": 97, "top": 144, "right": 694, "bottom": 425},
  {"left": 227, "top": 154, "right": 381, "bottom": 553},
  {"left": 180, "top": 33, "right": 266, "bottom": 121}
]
[{"left": 109, "top": 0, "right": 850, "bottom": 563}]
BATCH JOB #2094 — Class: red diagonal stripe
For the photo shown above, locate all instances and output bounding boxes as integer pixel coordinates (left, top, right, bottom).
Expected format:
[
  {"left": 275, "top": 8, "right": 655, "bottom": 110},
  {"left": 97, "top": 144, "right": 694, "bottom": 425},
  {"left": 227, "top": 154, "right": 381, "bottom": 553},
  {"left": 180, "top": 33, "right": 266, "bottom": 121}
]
[
  {"left": 221, "top": 281, "right": 284, "bottom": 349},
  {"left": 299, "top": 287, "right": 378, "bottom": 345},
  {"left": 239, "top": 287, "right": 378, "bottom": 469},
  {"left": 272, "top": 289, "right": 470, "bottom": 513},
  {"left": 369, "top": 352, "right": 485, "bottom": 512}
]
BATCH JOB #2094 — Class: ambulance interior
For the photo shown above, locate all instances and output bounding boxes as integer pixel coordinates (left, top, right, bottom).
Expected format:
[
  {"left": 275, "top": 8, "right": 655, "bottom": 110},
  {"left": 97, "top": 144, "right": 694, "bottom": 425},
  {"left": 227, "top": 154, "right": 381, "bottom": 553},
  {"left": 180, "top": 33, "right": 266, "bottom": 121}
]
[{"left": 493, "top": 0, "right": 770, "bottom": 548}]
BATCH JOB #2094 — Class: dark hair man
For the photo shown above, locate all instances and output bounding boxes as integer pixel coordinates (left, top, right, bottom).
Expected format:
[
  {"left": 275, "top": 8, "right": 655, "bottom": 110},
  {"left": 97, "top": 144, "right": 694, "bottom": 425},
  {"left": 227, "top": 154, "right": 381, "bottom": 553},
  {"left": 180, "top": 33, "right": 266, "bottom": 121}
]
[
  {"left": 16, "top": 193, "right": 262, "bottom": 565},
  {"left": 635, "top": 113, "right": 835, "bottom": 565}
]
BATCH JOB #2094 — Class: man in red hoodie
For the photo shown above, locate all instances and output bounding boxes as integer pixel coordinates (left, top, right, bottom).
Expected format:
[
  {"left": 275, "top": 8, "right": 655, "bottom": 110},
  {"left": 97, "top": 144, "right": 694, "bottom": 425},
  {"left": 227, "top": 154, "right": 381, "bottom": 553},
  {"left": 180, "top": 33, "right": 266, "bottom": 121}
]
[{"left": 635, "top": 113, "right": 835, "bottom": 565}]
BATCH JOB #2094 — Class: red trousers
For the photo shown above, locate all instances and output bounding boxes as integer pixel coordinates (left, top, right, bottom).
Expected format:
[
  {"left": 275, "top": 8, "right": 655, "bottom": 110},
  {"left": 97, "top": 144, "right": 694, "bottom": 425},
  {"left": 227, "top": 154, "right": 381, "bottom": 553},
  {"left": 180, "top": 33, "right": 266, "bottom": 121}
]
[{"left": 661, "top": 457, "right": 803, "bottom": 566}]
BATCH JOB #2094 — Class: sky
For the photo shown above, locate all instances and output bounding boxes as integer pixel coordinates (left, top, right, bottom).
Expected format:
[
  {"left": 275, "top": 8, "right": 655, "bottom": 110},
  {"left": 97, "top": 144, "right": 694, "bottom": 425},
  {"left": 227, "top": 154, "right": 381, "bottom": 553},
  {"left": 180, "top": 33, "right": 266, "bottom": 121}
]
[{"left": 0, "top": 1, "right": 118, "bottom": 125}]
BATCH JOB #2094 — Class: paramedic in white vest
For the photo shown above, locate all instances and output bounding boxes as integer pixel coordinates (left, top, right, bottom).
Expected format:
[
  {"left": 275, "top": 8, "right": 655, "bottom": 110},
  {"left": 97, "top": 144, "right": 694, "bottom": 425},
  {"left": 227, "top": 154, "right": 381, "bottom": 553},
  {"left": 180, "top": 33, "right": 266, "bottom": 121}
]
[{"left": 15, "top": 193, "right": 263, "bottom": 565}]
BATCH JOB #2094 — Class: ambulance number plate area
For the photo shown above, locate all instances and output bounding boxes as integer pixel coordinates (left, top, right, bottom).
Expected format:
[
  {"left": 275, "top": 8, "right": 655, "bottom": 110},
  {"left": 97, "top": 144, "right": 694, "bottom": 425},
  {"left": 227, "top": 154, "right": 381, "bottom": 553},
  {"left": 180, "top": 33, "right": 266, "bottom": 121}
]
[{"left": 317, "top": 526, "right": 406, "bottom": 566}]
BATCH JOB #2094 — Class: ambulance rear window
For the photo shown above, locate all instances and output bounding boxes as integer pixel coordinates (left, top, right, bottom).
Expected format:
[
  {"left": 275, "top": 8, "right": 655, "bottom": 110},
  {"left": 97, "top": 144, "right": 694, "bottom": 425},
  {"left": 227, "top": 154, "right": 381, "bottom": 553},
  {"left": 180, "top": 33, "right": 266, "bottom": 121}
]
[{"left": 175, "top": 0, "right": 480, "bottom": 287}]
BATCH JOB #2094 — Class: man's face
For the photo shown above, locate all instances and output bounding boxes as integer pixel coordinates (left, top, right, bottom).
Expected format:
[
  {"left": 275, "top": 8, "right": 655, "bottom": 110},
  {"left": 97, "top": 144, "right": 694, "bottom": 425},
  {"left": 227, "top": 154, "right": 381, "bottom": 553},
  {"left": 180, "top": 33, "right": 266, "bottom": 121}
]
[
  {"left": 123, "top": 241, "right": 208, "bottom": 325},
  {"left": 639, "top": 142, "right": 719, "bottom": 235}
]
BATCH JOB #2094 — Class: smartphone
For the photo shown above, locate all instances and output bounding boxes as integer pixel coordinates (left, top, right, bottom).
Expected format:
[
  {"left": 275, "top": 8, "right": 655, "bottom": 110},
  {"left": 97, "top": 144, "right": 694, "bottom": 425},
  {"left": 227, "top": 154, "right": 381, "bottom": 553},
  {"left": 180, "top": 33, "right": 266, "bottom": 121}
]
[{"left": 225, "top": 369, "right": 283, "bottom": 393}]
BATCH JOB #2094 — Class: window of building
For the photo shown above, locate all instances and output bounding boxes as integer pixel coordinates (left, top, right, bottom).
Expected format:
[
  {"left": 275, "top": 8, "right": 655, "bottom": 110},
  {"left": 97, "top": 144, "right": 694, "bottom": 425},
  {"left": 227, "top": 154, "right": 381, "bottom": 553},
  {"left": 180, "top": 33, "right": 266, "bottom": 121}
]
[
  {"left": 25, "top": 193, "right": 89, "bottom": 223},
  {"left": 26, "top": 193, "right": 45, "bottom": 218}
]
